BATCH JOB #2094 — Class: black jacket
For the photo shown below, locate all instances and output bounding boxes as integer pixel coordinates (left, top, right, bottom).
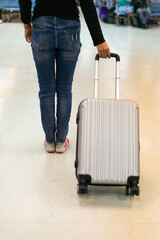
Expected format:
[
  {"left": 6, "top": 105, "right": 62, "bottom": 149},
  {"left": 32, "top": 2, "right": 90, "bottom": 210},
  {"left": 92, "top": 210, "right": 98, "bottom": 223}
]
[
  {"left": 132, "top": 0, "right": 148, "bottom": 11},
  {"left": 18, "top": 0, "right": 105, "bottom": 46}
]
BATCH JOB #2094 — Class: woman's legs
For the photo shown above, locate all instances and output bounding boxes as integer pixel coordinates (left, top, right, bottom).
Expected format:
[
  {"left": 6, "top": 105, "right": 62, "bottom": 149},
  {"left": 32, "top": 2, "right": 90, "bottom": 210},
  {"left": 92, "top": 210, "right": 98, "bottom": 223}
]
[
  {"left": 137, "top": 8, "right": 146, "bottom": 25},
  {"left": 55, "top": 18, "right": 81, "bottom": 144},
  {"left": 32, "top": 48, "right": 56, "bottom": 143},
  {"left": 118, "top": 6, "right": 133, "bottom": 25},
  {"left": 55, "top": 49, "right": 79, "bottom": 142},
  {"left": 144, "top": 9, "right": 151, "bottom": 24},
  {"left": 128, "top": 12, "right": 132, "bottom": 25},
  {"left": 136, "top": 8, "right": 150, "bottom": 27},
  {"left": 31, "top": 17, "right": 57, "bottom": 144},
  {"left": 31, "top": 17, "right": 81, "bottom": 151}
]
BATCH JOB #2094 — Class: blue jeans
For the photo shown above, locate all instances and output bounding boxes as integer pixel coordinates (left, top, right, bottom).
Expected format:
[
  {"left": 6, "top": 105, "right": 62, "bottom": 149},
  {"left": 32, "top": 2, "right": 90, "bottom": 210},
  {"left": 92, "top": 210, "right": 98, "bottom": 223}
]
[
  {"left": 136, "top": 8, "right": 150, "bottom": 24},
  {"left": 118, "top": 6, "right": 133, "bottom": 15},
  {"left": 31, "top": 16, "right": 81, "bottom": 143}
]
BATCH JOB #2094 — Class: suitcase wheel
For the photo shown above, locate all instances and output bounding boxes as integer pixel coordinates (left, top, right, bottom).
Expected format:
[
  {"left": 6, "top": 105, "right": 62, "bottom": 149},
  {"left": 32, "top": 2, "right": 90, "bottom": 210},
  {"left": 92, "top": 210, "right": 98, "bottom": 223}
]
[
  {"left": 77, "top": 184, "right": 88, "bottom": 194},
  {"left": 126, "top": 186, "right": 140, "bottom": 196}
]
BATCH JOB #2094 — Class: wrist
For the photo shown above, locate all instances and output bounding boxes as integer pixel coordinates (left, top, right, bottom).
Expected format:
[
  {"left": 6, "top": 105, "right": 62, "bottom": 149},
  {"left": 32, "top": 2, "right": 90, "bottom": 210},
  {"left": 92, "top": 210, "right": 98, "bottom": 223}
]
[
  {"left": 96, "top": 41, "right": 105, "bottom": 47},
  {"left": 24, "top": 23, "right": 31, "bottom": 28}
]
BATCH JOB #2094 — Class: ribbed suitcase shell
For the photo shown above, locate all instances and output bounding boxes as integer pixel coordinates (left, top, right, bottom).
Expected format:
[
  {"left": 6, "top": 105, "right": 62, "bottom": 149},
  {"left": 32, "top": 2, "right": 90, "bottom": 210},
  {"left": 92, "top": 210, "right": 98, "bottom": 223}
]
[{"left": 77, "top": 98, "right": 140, "bottom": 185}]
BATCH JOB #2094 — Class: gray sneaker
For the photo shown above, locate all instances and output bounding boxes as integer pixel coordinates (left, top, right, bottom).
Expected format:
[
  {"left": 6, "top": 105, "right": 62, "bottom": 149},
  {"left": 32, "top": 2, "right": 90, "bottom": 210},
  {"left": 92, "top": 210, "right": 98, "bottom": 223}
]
[
  {"left": 44, "top": 140, "right": 56, "bottom": 153},
  {"left": 56, "top": 138, "right": 69, "bottom": 154}
]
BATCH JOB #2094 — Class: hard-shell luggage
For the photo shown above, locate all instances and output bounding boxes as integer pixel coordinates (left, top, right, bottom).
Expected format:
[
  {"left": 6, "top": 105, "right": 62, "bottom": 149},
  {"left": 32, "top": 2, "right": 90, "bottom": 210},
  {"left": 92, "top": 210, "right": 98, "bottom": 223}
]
[{"left": 75, "top": 53, "right": 140, "bottom": 196}]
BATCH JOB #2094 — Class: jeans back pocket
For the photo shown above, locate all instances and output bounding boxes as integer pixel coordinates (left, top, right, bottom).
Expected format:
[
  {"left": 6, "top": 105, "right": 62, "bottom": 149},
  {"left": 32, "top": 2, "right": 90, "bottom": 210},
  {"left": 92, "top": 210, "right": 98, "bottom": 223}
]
[
  {"left": 64, "top": 29, "right": 81, "bottom": 51},
  {"left": 31, "top": 28, "right": 47, "bottom": 51}
]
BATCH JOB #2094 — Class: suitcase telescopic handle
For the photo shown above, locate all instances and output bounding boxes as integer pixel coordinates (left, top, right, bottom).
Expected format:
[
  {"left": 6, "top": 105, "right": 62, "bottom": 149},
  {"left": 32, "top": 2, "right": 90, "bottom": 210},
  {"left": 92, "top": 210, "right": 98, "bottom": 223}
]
[{"left": 94, "top": 53, "right": 120, "bottom": 100}]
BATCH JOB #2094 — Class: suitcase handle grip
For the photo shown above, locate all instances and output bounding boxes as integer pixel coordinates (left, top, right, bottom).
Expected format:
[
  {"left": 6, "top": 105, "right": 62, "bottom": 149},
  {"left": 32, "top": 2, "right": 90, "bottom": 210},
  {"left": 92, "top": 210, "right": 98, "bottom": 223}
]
[
  {"left": 95, "top": 53, "right": 120, "bottom": 62},
  {"left": 94, "top": 53, "right": 120, "bottom": 100}
]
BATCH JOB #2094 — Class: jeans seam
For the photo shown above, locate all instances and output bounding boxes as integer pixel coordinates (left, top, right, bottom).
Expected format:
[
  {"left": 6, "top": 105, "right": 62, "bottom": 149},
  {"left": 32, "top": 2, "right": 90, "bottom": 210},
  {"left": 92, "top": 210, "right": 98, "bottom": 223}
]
[{"left": 55, "top": 28, "right": 58, "bottom": 48}]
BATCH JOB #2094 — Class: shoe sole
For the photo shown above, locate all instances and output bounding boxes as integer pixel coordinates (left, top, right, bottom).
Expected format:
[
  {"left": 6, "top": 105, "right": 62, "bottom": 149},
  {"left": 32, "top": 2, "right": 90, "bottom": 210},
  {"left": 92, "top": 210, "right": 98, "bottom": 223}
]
[
  {"left": 46, "top": 150, "right": 56, "bottom": 153},
  {"left": 56, "top": 145, "right": 69, "bottom": 154},
  {"left": 44, "top": 148, "right": 56, "bottom": 153}
]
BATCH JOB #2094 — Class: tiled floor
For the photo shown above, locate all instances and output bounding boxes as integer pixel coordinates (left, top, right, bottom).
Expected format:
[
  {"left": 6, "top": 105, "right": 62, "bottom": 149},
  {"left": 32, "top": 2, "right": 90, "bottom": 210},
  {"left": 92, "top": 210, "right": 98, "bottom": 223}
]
[{"left": 0, "top": 16, "right": 160, "bottom": 240}]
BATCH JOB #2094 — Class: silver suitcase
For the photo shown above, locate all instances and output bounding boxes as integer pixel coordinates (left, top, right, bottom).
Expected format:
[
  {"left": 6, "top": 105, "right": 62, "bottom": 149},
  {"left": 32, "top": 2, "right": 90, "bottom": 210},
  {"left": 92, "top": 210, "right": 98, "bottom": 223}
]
[{"left": 75, "top": 53, "right": 140, "bottom": 196}]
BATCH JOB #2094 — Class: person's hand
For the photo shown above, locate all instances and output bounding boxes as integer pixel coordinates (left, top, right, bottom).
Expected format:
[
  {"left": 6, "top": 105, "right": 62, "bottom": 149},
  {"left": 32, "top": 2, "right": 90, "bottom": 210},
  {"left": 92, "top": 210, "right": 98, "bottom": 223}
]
[
  {"left": 97, "top": 42, "right": 111, "bottom": 59},
  {"left": 24, "top": 23, "right": 32, "bottom": 43}
]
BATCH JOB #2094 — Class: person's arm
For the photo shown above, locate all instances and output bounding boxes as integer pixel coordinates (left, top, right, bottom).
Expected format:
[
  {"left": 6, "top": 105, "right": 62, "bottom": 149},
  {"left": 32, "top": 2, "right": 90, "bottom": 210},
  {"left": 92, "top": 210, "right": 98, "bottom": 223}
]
[
  {"left": 79, "top": 0, "right": 110, "bottom": 58},
  {"left": 19, "top": 0, "right": 32, "bottom": 24},
  {"left": 18, "top": 0, "right": 32, "bottom": 43}
]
